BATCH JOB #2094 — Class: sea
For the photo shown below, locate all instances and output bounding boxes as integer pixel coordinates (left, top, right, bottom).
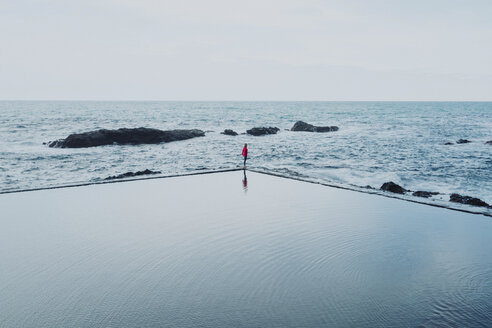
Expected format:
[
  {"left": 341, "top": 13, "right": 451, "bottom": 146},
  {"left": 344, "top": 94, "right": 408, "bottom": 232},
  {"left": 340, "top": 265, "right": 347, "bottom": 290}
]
[{"left": 0, "top": 101, "right": 491, "bottom": 214}]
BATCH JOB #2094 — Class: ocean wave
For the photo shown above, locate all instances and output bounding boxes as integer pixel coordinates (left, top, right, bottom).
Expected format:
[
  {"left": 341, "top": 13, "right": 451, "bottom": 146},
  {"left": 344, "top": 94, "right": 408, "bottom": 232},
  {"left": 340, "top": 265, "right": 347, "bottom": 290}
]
[{"left": 0, "top": 101, "right": 490, "bottom": 213}]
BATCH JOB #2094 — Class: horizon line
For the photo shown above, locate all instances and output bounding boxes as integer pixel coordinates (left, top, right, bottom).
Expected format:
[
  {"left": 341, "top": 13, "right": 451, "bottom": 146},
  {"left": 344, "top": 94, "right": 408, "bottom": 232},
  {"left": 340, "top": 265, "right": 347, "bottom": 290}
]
[{"left": 1, "top": 99, "right": 492, "bottom": 102}]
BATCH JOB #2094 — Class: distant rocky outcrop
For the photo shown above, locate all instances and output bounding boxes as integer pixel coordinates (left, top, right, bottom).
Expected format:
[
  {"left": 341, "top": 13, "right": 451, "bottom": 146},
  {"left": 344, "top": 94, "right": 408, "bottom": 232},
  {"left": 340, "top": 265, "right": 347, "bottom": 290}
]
[
  {"left": 291, "top": 121, "right": 339, "bottom": 132},
  {"left": 456, "top": 139, "right": 471, "bottom": 144},
  {"left": 485, "top": 140, "right": 492, "bottom": 145},
  {"left": 105, "top": 169, "right": 161, "bottom": 180},
  {"left": 444, "top": 142, "right": 454, "bottom": 145},
  {"left": 449, "top": 193, "right": 490, "bottom": 208},
  {"left": 246, "top": 127, "right": 280, "bottom": 136},
  {"left": 380, "top": 182, "right": 407, "bottom": 194},
  {"left": 221, "top": 129, "right": 238, "bottom": 136},
  {"left": 48, "top": 127, "right": 205, "bottom": 148},
  {"left": 412, "top": 191, "right": 439, "bottom": 198}
]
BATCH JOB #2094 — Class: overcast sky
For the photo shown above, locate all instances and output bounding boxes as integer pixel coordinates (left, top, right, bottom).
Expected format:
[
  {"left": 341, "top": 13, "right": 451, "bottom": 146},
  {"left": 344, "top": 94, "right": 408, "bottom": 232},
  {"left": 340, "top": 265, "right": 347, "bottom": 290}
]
[{"left": 1, "top": 0, "right": 491, "bottom": 100}]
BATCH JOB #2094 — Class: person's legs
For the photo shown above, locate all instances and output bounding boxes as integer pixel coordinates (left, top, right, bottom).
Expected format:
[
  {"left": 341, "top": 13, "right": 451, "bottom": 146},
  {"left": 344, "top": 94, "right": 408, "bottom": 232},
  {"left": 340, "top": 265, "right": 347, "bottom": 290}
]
[{"left": 244, "top": 156, "right": 247, "bottom": 166}]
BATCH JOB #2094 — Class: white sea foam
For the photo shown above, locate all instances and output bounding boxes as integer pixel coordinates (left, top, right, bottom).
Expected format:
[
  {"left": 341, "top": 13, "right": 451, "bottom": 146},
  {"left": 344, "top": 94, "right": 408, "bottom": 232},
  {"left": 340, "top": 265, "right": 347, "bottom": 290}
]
[{"left": 0, "top": 101, "right": 490, "bottom": 213}]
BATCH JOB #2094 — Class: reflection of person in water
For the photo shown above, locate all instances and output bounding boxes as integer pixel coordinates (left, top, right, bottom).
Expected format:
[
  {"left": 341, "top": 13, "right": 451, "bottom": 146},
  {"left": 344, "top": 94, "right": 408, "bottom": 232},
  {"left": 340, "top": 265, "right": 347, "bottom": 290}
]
[{"left": 242, "top": 169, "right": 248, "bottom": 192}]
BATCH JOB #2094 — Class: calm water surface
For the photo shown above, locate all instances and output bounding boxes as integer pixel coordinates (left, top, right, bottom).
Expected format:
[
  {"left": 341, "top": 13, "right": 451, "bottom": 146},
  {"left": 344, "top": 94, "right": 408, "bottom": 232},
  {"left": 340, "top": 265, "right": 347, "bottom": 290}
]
[{"left": 0, "top": 171, "right": 491, "bottom": 327}]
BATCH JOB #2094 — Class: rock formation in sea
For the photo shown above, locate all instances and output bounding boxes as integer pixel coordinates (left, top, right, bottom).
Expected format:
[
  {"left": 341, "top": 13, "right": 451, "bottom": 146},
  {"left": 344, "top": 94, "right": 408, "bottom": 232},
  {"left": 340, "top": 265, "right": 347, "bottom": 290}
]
[
  {"left": 449, "top": 193, "right": 490, "bottom": 208},
  {"left": 444, "top": 142, "right": 454, "bottom": 145},
  {"left": 246, "top": 127, "right": 280, "bottom": 136},
  {"left": 380, "top": 182, "right": 407, "bottom": 194},
  {"left": 105, "top": 169, "right": 161, "bottom": 180},
  {"left": 485, "top": 140, "right": 492, "bottom": 145},
  {"left": 48, "top": 128, "right": 205, "bottom": 148},
  {"left": 221, "top": 129, "right": 238, "bottom": 136},
  {"left": 456, "top": 139, "right": 471, "bottom": 144},
  {"left": 412, "top": 191, "right": 439, "bottom": 198},
  {"left": 291, "top": 121, "right": 339, "bottom": 132}
]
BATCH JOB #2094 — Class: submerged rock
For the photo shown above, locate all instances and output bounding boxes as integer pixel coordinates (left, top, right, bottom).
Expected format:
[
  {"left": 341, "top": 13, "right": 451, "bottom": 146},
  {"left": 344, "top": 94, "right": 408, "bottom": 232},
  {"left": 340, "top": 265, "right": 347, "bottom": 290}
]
[
  {"left": 221, "top": 129, "right": 238, "bottom": 136},
  {"left": 48, "top": 127, "right": 205, "bottom": 148},
  {"left": 246, "top": 127, "right": 280, "bottom": 136},
  {"left": 485, "top": 140, "right": 492, "bottom": 145},
  {"left": 413, "top": 191, "right": 439, "bottom": 198},
  {"left": 456, "top": 139, "right": 471, "bottom": 144},
  {"left": 105, "top": 169, "right": 161, "bottom": 180},
  {"left": 444, "top": 142, "right": 454, "bottom": 145},
  {"left": 449, "top": 193, "right": 489, "bottom": 208},
  {"left": 380, "top": 182, "right": 407, "bottom": 194},
  {"left": 291, "top": 121, "right": 339, "bottom": 132}
]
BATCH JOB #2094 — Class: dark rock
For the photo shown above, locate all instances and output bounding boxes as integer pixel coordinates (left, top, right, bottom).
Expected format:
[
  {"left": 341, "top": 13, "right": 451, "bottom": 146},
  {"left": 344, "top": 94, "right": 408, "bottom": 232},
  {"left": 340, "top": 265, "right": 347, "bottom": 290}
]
[
  {"left": 291, "top": 121, "right": 315, "bottom": 131},
  {"left": 380, "top": 181, "right": 407, "bottom": 194},
  {"left": 105, "top": 169, "right": 161, "bottom": 180},
  {"left": 363, "top": 185, "right": 375, "bottom": 189},
  {"left": 444, "top": 142, "right": 454, "bottom": 145},
  {"left": 221, "top": 129, "right": 238, "bottom": 136},
  {"left": 413, "top": 191, "right": 439, "bottom": 198},
  {"left": 48, "top": 127, "right": 205, "bottom": 148},
  {"left": 291, "top": 121, "right": 339, "bottom": 132},
  {"left": 485, "top": 140, "right": 492, "bottom": 145},
  {"left": 315, "top": 126, "right": 339, "bottom": 132},
  {"left": 246, "top": 127, "right": 280, "bottom": 136},
  {"left": 449, "top": 193, "right": 489, "bottom": 207},
  {"left": 456, "top": 139, "right": 471, "bottom": 144}
]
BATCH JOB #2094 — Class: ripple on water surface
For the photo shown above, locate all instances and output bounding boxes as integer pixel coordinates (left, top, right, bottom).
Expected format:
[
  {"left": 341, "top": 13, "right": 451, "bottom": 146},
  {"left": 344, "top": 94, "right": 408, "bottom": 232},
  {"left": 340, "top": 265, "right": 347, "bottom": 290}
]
[{"left": 1, "top": 171, "right": 492, "bottom": 327}]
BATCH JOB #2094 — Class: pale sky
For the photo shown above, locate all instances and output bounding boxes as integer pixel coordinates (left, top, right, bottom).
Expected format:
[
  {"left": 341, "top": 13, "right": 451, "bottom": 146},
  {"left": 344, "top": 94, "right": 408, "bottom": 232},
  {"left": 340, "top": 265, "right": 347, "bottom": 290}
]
[{"left": 1, "top": 0, "right": 491, "bottom": 100}]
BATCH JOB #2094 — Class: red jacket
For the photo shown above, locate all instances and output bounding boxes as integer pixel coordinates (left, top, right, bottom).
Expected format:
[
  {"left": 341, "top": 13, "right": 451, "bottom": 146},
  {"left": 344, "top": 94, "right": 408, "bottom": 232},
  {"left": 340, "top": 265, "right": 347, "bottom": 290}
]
[{"left": 242, "top": 147, "right": 248, "bottom": 157}]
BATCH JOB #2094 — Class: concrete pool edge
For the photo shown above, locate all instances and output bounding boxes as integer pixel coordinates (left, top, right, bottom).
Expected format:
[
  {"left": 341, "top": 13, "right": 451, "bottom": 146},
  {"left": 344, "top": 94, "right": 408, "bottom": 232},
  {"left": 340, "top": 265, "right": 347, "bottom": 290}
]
[
  {"left": 249, "top": 169, "right": 492, "bottom": 218},
  {"left": 0, "top": 168, "right": 243, "bottom": 195},
  {"left": 1, "top": 167, "right": 490, "bottom": 218}
]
